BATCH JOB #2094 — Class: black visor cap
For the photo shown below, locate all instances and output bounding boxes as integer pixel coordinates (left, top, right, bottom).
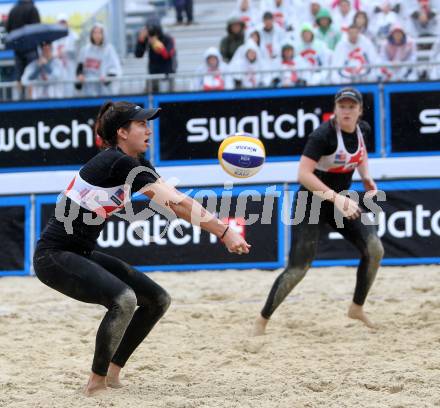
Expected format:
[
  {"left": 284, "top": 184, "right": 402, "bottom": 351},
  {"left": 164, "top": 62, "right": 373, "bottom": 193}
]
[
  {"left": 127, "top": 106, "right": 161, "bottom": 122},
  {"left": 334, "top": 88, "right": 363, "bottom": 104}
]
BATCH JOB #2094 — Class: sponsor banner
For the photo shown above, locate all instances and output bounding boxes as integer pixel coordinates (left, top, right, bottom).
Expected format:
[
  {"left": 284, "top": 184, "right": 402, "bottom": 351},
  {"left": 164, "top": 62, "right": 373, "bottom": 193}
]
[
  {"left": 35, "top": 185, "right": 284, "bottom": 271},
  {"left": 286, "top": 180, "right": 440, "bottom": 266},
  {"left": 153, "top": 85, "right": 381, "bottom": 166},
  {"left": 0, "top": 196, "right": 31, "bottom": 276},
  {"left": 385, "top": 82, "right": 440, "bottom": 156},
  {"left": 0, "top": 97, "right": 148, "bottom": 173}
]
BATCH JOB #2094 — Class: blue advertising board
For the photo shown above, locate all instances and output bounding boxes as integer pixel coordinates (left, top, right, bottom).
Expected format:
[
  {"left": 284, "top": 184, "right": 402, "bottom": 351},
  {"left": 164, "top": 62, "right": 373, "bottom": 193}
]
[{"left": 153, "top": 85, "right": 381, "bottom": 166}]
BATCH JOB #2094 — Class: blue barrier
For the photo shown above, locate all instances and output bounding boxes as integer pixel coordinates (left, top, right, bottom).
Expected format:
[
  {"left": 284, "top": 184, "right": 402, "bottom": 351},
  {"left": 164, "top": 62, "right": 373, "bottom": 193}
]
[{"left": 0, "top": 195, "right": 31, "bottom": 276}]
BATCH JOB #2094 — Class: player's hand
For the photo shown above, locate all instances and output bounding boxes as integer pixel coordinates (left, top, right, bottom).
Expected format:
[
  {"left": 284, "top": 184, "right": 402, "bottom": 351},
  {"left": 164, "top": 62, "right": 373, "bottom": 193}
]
[
  {"left": 222, "top": 228, "right": 251, "bottom": 255},
  {"left": 77, "top": 74, "right": 85, "bottom": 82},
  {"left": 334, "top": 194, "right": 361, "bottom": 220},
  {"left": 362, "top": 177, "right": 378, "bottom": 198}
]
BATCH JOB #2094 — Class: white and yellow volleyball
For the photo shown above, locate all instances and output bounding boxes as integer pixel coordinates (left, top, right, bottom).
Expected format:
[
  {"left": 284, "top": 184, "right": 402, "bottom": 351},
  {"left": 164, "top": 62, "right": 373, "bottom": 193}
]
[{"left": 218, "top": 133, "right": 266, "bottom": 178}]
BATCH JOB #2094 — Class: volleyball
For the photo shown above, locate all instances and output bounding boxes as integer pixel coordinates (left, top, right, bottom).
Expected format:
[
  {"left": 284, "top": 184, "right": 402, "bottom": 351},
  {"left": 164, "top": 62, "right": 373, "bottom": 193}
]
[{"left": 218, "top": 133, "right": 266, "bottom": 178}]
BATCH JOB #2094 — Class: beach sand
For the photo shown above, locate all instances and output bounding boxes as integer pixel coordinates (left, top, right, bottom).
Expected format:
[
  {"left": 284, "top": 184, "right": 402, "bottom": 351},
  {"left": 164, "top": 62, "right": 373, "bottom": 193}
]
[{"left": 1, "top": 265, "right": 440, "bottom": 408}]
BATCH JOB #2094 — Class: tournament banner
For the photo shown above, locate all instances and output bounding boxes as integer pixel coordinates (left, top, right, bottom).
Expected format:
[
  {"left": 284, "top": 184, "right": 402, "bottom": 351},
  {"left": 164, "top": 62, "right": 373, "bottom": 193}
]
[
  {"left": 384, "top": 82, "right": 440, "bottom": 156},
  {"left": 0, "top": 96, "right": 148, "bottom": 173},
  {"left": 35, "top": 185, "right": 284, "bottom": 271},
  {"left": 286, "top": 180, "right": 440, "bottom": 266},
  {"left": 0, "top": 196, "right": 31, "bottom": 276},
  {"left": 153, "top": 85, "right": 381, "bottom": 166}
]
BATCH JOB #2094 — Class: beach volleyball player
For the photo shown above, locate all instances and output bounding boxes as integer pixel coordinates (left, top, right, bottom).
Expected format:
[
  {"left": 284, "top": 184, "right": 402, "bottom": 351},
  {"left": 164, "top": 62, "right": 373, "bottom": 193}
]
[
  {"left": 33, "top": 101, "right": 250, "bottom": 396},
  {"left": 254, "top": 87, "right": 384, "bottom": 336}
]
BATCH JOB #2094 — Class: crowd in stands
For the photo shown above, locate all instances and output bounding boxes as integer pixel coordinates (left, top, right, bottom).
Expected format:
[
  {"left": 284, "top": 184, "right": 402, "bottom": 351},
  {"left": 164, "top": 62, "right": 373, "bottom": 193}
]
[
  {"left": 5, "top": 1, "right": 176, "bottom": 99},
  {"left": 193, "top": 0, "right": 440, "bottom": 91},
  {"left": 3, "top": 0, "right": 440, "bottom": 98}
]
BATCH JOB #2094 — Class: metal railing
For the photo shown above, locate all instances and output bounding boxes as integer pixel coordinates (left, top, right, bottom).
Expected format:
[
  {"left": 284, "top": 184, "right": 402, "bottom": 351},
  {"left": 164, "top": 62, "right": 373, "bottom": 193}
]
[{"left": 1, "top": 60, "right": 439, "bottom": 101}]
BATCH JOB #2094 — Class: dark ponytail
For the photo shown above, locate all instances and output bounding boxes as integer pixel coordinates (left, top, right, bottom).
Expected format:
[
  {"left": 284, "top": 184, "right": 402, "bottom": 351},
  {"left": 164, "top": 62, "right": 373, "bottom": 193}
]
[{"left": 94, "top": 101, "right": 136, "bottom": 148}]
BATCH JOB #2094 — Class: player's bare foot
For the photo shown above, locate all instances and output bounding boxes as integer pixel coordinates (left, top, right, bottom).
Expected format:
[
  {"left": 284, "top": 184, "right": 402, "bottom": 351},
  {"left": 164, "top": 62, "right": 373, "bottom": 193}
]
[
  {"left": 106, "top": 363, "right": 123, "bottom": 388},
  {"left": 348, "top": 302, "right": 377, "bottom": 329},
  {"left": 84, "top": 373, "right": 107, "bottom": 396},
  {"left": 252, "top": 315, "right": 269, "bottom": 336}
]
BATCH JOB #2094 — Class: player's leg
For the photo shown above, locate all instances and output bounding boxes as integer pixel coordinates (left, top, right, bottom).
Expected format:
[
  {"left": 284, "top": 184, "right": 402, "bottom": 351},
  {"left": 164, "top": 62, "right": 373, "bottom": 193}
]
[
  {"left": 90, "top": 251, "right": 171, "bottom": 386},
  {"left": 33, "top": 248, "right": 137, "bottom": 395},
  {"left": 253, "top": 221, "right": 320, "bottom": 335},
  {"left": 328, "top": 214, "right": 384, "bottom": 328}
]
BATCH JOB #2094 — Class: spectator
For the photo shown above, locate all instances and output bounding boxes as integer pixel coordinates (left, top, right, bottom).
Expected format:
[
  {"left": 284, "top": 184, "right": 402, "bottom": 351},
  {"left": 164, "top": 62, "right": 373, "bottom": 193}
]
[
  {"left": 76, "top": 23, "right": 122, "bottom": 97},
  {"left": 260, "top": 0, "right": 295, "bottom": 31},
  {"left": 135, "top": 19, "right": 176, "bottom": 92},
  {"left": 408, "top": 0, "right": 438, "bottom": 38},
  {"left": 233, "top": 29, "right": 273, "bottom": 63},
  {"left": 229, "top": 40, "right": 272, "bottom": 88},
  {"left": 52, "top": 13, "right": 78, "bottom": 98},
  {"left": 380, "top": 24, "right": 417, "bottom": 81},
  {"left": 257, "top": 11, "right": 287, "bottom": 59},
  {"left": 292, "top": 1, "right": 322, "bottom": 28},
  {"left": 331, "top": 23, "right": 380, "bottom": 83},
  {"left": 21, "top": 41, "right": 64, "bottom": 99},
  {"left": 220, "top": 17, "right": 245, "bottom": 63},
  {"left": 315, "top": 8, "right": 342, "bottom": 50},
  {"left": 174, "top": 0, "right": 193, "bottom": 26},
  {"left": 273, "top": 42, "right": 309, "bottom": 87},
  {"left": 248, "top": 29, "right": 272, "bottom": 60},
  {"left": 353, "top": 10, "right": 375, "bottom": 43},
  {"left": 193, "top": 47, "right": 232, "bottom": 91},
  {"left": 370, "top": 0, "right": 399, "bottom": 41},
  {"left": 6, "top": 0, "right": 40, "bottom": 95},
  {"left": 332, "top": 0, "right": 356, "bottom": 32},
  {"left": 235, "top": 0, "right": 258, "bottom": 30},
  {"left": 296, "top": 23, "right": 333, "bottom": 84}
]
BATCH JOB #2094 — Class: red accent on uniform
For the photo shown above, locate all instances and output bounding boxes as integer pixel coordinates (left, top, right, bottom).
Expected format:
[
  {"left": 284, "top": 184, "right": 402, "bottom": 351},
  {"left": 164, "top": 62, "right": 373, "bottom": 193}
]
[
  {"left": 94, "top": 204, "right": 124, "bottom": 219},
  {"left": 65, "top": 177, "right": 76, "bottom": 194}
]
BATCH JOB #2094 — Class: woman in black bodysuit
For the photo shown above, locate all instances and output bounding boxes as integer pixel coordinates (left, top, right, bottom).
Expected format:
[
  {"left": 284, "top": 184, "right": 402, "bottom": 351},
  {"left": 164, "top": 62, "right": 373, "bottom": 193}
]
[
  {"left": 253, "top": 87, "right": 384, "bottom": 336},
  {"left": 33, "top": 101, "right": 250, "bottom": 396}
]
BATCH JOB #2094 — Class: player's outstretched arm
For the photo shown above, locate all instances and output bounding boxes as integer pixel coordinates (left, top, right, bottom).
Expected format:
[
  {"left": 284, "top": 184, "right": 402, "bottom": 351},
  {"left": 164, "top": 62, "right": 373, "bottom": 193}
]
[{"left": 143, "top": 179, "right": 250, "bottom": 254}]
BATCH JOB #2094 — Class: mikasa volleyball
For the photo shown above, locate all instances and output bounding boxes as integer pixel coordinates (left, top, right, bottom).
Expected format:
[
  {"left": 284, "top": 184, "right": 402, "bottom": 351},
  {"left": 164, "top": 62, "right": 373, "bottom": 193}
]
[{"left": 218, "top": 133, "right": 266, "bottom": 178}]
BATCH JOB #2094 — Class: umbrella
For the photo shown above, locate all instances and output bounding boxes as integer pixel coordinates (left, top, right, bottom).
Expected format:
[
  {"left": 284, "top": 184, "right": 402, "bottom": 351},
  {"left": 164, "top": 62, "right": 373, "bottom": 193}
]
[{"left": 5, "top": 23, "right": 68, "bottom": 53}]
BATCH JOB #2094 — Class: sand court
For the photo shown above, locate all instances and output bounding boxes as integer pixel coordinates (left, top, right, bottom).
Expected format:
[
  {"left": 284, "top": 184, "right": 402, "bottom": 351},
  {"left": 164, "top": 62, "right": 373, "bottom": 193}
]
[{"left": 1, "top": 265, "right": 440, "bottom": 407}]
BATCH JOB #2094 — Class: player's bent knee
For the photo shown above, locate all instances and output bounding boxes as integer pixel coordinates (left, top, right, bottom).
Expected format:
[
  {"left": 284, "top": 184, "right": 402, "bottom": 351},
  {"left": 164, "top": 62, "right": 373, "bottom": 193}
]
[{"left": 116, "top": 288, "right": 137, "bottom": 317}]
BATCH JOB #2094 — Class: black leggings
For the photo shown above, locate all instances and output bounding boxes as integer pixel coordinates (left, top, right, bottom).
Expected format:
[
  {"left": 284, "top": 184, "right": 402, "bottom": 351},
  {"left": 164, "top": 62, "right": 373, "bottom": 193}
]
[
  {"left": 261, "top": 201, "right": 384, "bottom": 319},
  {"left": 33, "top": 246, "right": 171, "bottom": 376}
]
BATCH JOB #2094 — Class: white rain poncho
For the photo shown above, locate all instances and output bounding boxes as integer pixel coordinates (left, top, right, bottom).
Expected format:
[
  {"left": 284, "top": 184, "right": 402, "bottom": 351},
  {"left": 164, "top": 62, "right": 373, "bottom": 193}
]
[
  {"left": 193, "top": 47, "right": 233, "bottom": 91},
  {"left": 234, "top": 0, "right": 259, "bottom": 30},
  {"left": 380, "top": 25, "right": 417, "bottom": 81},
  {"left": 229, "top": 40, "right": 272, "bottom": 88},
  {"left": 331, "top": 32, "right": 381, "bottom": 83},
  {"left": 257, "top": 22, "right": 287, "bottom": 59},
  {"left": 77, "top": 23, "right": 122, "bottom": 97},
  {"left": 296, "top": 23, "right": 333, "bottom": 84},
  {"left": 21, "top": 44, "right": 65, "bottom": 100},
  {"left": 52, "top": 14, "right": 78, "bottom": 97},
  {"left": 259, "top": 0, "right": 296, "bottom": 30},
  {"left": 272, "top": 43, "right": 310, "bottom": 86}
]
